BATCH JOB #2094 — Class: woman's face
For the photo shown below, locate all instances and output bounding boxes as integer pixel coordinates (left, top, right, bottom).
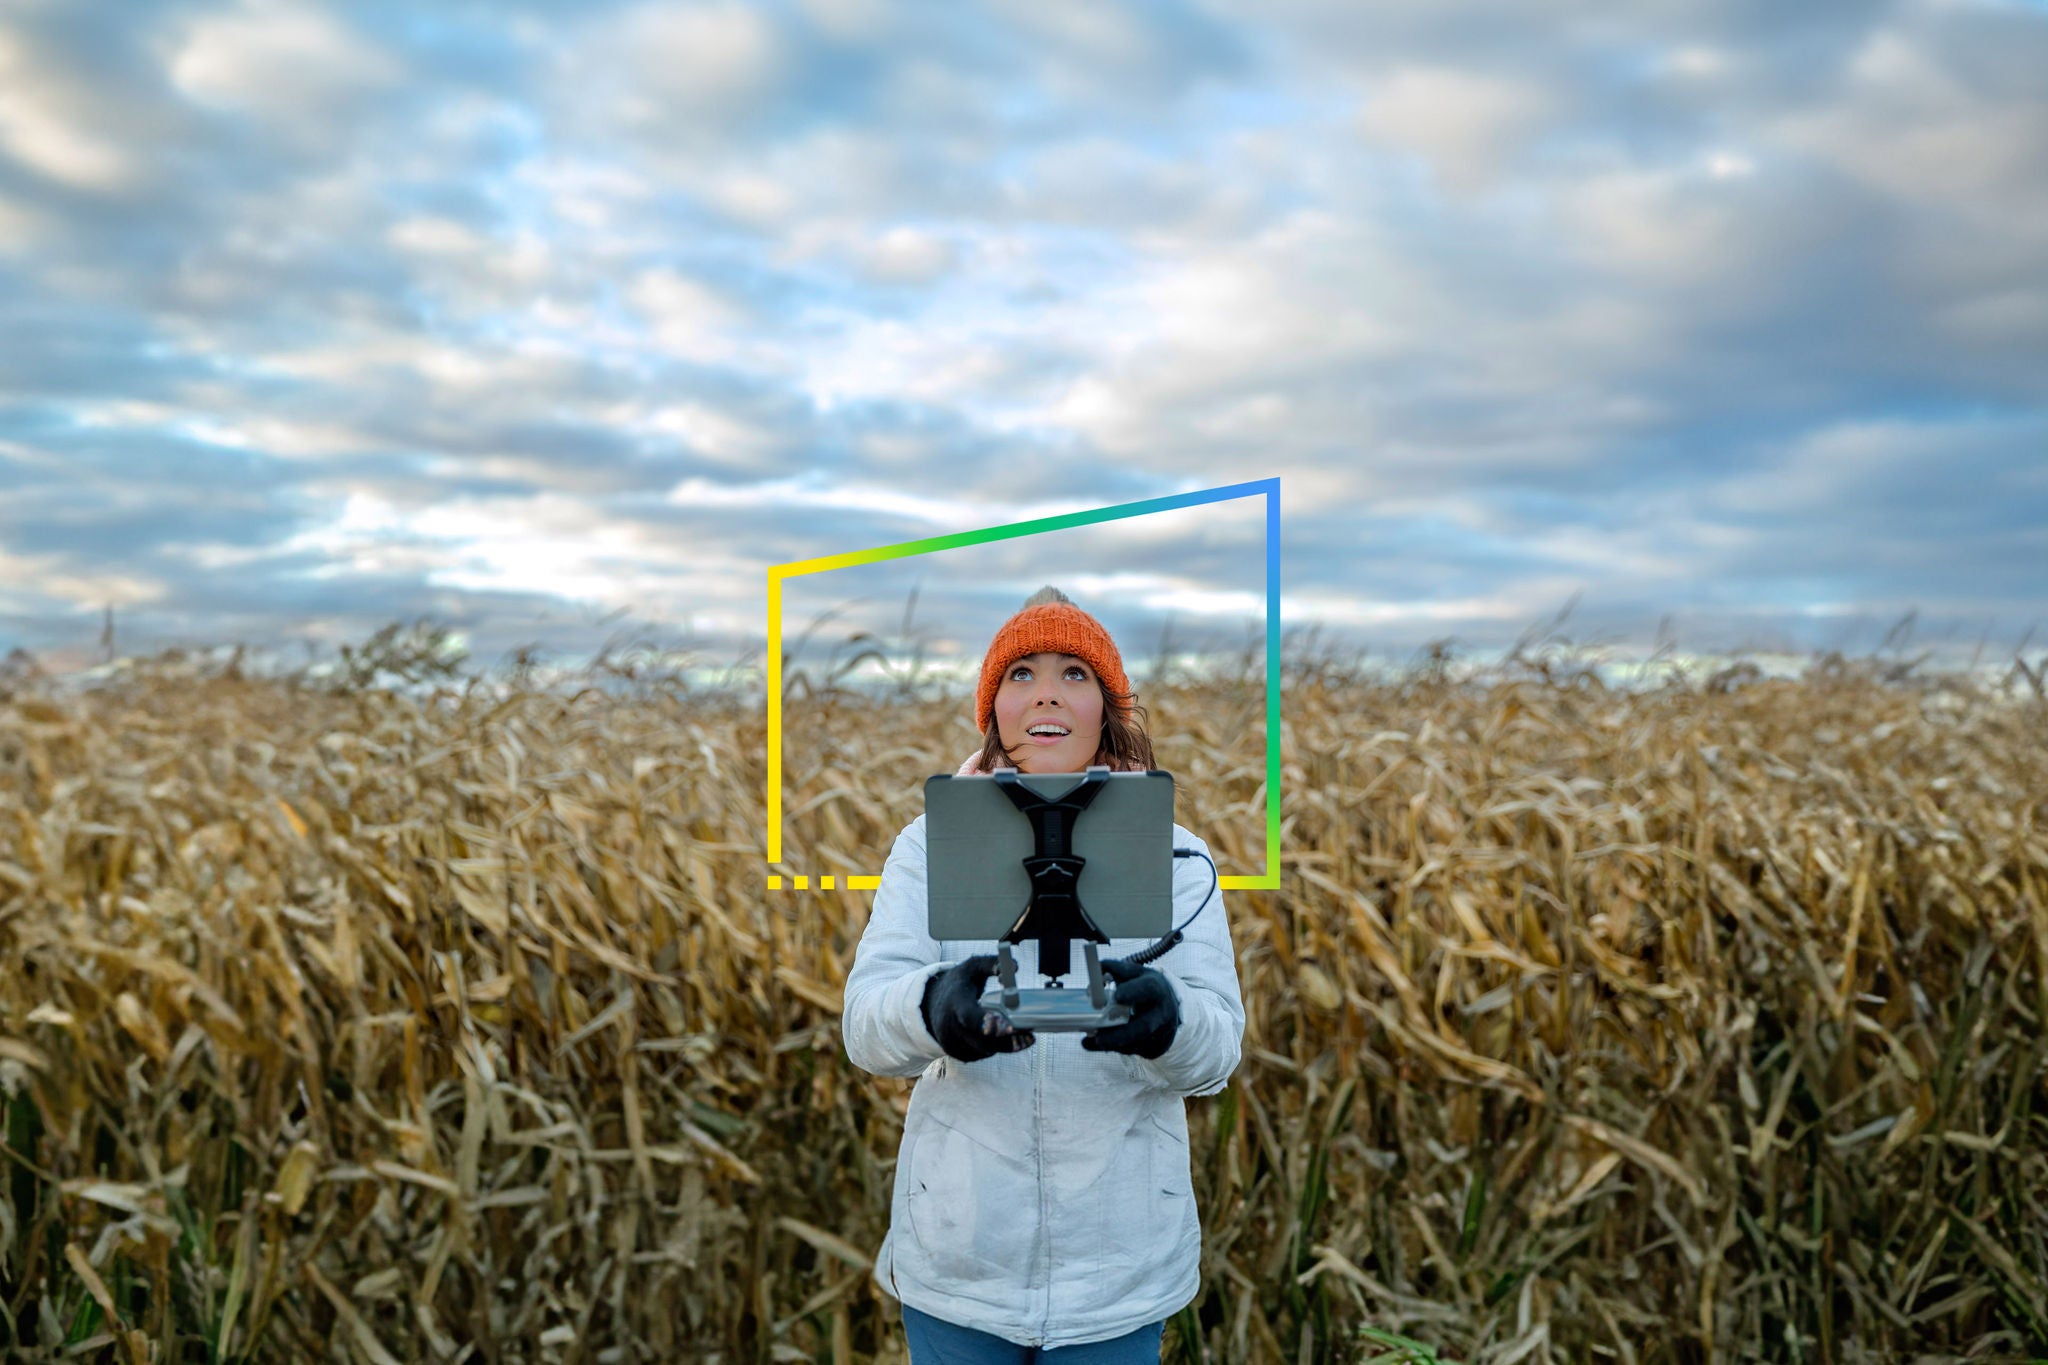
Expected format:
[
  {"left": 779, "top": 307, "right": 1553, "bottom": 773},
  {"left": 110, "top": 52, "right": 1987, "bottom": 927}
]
[{"left": 993, "top": 652, "right": 1106, "bottom": 773}]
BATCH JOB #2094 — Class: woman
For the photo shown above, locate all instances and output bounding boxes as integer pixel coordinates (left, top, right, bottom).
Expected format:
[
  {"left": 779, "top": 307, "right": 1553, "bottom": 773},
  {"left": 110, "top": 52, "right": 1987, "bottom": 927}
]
[{"left": 842, "top": 587, "right": 1246, "bottom": 1362}]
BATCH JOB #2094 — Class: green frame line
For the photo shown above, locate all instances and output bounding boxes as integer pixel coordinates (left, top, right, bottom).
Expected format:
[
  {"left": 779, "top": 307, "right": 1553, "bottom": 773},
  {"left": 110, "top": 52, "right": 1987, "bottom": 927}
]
[{"left": 768, "top": 477, "right": 1282, "bottom": 890}]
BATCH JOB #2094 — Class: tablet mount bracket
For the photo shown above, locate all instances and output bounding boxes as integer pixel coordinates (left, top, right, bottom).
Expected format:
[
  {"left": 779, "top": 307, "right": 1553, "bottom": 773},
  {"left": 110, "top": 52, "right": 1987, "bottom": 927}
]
[{"left": 989, "top": 765, "right": 1116, "bottom": 1011}]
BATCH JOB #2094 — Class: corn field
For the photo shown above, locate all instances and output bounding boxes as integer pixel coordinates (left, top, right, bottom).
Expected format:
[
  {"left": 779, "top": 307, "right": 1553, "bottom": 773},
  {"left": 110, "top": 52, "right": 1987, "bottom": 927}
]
[{"left": 1, "top": 634, "right": 2045, "bottom": 1363}]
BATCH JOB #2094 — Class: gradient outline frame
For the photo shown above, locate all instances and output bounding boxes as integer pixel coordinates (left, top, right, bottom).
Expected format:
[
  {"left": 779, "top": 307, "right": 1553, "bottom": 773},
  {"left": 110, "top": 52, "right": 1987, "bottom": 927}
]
[{"left": 767, "top": 477, "right": 1281, "bottom": 891}]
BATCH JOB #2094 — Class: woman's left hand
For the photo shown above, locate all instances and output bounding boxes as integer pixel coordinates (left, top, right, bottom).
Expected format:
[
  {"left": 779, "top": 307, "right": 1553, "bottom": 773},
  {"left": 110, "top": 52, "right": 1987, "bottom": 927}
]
[{"left": 1080, "top": 958, "right": 1180, "bottom": 1060}]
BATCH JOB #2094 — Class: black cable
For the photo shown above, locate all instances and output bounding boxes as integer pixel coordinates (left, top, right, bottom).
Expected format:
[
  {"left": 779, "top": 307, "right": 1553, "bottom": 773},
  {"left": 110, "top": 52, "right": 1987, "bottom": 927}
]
[{"left": 1118, "top": 847, "right": 1217, "bottom": 967}]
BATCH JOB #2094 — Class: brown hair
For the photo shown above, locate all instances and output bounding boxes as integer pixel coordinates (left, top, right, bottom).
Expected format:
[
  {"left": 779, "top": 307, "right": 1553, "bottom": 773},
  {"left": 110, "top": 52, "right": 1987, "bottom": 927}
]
[{"left": 968, "top": 679, "right": 1155, "bottom": 773}]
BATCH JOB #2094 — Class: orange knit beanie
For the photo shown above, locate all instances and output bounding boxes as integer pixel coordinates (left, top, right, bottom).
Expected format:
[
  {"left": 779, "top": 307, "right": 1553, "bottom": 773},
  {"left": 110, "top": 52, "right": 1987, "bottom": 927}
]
[{"left": 974, "top": 588, "right": 1133, "bottom": 731}]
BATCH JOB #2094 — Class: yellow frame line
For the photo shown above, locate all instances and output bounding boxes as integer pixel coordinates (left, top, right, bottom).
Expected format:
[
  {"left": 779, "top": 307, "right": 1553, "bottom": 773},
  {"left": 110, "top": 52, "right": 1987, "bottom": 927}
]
[{"left": 768, "top": 567, "right": 784, "bottom": 863}]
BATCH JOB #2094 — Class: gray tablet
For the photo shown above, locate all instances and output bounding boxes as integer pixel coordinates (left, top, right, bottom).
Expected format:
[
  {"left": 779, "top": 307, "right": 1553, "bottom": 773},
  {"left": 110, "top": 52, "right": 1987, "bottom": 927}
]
[{"left": 924, "top": 769, "right": 1175, "bottom": 941}]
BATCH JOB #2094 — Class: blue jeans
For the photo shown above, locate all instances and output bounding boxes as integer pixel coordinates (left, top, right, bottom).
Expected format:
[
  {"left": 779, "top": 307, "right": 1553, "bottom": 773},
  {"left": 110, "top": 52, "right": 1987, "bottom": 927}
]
[{"left": 902, "top": 1303, "right": 1165, "bottom": 1364}]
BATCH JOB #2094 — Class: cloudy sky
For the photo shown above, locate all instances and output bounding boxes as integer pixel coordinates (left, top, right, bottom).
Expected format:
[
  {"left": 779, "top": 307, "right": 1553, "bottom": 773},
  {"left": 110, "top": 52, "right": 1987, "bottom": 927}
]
[{"left": 2, "top": 0, "right": 2044, "bottom": 681}]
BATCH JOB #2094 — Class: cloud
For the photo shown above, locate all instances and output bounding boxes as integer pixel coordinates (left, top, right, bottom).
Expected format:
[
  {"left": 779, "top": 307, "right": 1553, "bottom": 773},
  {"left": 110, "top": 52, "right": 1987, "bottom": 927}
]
[
  {"left": 1777, "top": 18, "right": 2048, "bottom": 204},
  {"left": 983, "top": 0, "right": 1248, "bottom": 103},
  {"left": 0, "top": 25, "right": 139, "bottom": 191},
  {"left": 553, "top": 2, "right": 787, "bottom": 145},
  {"left": 166, "top": 0, "right": 402, "bottom": 127},
  {"left": 0, "top": 0, "right": 2041, "bottom": 674},
  {"left": 851, "top": 226, "right": 959, "bottom": 286},
  {"left": 1358, "top": 65, "right": 1558, "bottom": 193},
  {"left": 798, "top": 0, "right": 896, "bottom": 45},
  {"left": 1705, "top": 415, "right": 2048, "bottom": 569},
  {"left": 628, "top": 268, "right": 750, "bottom": 362}
]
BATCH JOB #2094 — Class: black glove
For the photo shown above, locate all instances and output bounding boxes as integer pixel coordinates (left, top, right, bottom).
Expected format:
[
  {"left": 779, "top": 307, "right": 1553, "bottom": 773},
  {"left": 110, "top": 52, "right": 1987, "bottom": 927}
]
[
  {"left": 1081, "top": 958, "right": 1180, "bottom": 1060},
  {"left": 920, "top": 955, "right": 1037, "bottom": 1063}
]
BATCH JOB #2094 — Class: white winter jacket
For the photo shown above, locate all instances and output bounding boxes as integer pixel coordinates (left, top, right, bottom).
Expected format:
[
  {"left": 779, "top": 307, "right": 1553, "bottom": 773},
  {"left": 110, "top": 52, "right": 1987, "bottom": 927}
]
[{"left": 841, "top": 813, "right": 1245, "bottom": 1349}]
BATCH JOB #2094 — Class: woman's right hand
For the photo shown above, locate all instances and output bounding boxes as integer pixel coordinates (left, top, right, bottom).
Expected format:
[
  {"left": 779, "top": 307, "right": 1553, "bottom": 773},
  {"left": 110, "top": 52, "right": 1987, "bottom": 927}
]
[{"left": 920, "top": 955, "right": 1037, "bottom": 1062}]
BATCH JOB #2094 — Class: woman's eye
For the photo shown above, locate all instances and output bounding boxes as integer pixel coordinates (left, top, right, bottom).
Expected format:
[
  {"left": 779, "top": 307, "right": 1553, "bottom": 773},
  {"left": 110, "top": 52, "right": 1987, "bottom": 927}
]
[
  {"left": 1064, "top": 666, "right": 1086, "bottom": 681},
  {"left": 1010, "top": 666, "right": 1031, "bottom": 681}
]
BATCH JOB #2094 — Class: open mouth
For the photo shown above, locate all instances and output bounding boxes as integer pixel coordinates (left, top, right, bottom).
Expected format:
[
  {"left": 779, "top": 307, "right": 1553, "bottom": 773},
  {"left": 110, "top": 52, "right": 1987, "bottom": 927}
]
[{"left": 1024, "top": 723, "right": 1071, "bottom": 743}]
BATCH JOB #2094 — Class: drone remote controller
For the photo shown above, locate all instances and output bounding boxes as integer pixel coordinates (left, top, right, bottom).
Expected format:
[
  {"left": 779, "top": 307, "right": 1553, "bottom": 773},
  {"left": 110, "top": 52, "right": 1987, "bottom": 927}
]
[{"left": 977, "top": 940, "right": 1132, "bottom": 1033}]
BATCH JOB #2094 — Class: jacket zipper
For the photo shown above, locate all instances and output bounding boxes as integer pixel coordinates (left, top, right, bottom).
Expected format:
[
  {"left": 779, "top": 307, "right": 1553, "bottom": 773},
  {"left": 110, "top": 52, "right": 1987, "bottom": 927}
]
[{"left": 1035, "top": 1018, "right": 1051, "bottom": 1344}]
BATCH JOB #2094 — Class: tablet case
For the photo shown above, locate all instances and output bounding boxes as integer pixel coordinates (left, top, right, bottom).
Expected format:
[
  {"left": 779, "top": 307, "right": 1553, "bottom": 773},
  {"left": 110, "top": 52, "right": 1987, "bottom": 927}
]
[{"left": 924, "top": 769, "right": 1175, "bottom": 942}]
